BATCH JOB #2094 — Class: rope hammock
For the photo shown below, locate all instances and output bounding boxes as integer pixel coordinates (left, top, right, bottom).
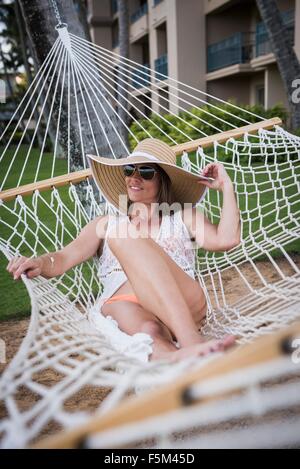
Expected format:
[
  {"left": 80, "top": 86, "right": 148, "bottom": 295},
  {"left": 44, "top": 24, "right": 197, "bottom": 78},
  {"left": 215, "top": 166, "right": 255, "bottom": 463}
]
[{"left": 0, "top": 23, "right": 299, "bottom": 448}]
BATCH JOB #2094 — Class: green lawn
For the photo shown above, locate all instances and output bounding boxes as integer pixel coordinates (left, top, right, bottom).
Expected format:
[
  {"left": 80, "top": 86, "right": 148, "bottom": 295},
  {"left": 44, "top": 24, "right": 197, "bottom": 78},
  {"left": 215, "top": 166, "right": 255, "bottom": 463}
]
[
  {"left": 0, "top": 145, "right": 299, "bottom": 321},
  {"left": 0, "top": 146, "right": 69, "bottom": 320}
]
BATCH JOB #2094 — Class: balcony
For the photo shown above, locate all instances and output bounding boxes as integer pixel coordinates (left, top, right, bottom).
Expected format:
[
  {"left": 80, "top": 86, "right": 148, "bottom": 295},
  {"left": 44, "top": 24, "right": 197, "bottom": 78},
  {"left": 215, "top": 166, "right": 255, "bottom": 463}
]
[
  {"left": 255, "top": 9, "right": 295, "bottom": 57},
  {"left": 204, "top": 0, "right": 232, "bottom": 15},
  {"left": 131, "top": 64, "right": 151, "bottom": 89},
  {"left": 131, "top": 3, "right": 148, "bottom": 24},
  {"left": 207, "top": 32, "right": 253, "bottom": 73},
  {"left": 155, "top": 54, "right": 168, "bottom": 80}
]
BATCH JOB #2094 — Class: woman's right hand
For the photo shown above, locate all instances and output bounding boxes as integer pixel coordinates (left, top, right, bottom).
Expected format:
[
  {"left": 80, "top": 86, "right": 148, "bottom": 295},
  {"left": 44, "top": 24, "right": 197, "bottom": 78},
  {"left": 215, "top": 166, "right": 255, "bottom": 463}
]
[{"left": 6, "top": 256, "right": 43, "bottom": 280}]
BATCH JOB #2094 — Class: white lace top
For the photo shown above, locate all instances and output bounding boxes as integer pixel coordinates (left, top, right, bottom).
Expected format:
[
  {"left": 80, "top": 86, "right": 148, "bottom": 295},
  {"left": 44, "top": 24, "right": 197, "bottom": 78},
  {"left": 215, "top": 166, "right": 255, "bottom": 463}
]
[
  {"left": 88, "top": 210, "right": 196, "bottom": 363},
  {"left": 98, "top": 209, "right": 196, "bottom": 302}
]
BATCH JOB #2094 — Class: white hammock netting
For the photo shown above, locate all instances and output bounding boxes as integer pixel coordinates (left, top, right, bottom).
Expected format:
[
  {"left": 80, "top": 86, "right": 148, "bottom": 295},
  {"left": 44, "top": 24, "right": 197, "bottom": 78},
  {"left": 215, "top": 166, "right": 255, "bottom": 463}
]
[
  {"left": 85, "top": 355, "right": 300, "bottom": 449},
  {"left": 0, "top": 25, "right": 299, "bottom": 448}
]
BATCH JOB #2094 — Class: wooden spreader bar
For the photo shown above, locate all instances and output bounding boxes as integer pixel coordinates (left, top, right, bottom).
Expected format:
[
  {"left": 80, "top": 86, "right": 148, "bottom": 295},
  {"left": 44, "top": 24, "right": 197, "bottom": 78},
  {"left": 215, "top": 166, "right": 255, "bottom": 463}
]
[
  {"left": 0, "top": 117, "right": 281, "bottom": 202},
  {"left": 34, "top": 320, "right": 300, "bottom": 449}
]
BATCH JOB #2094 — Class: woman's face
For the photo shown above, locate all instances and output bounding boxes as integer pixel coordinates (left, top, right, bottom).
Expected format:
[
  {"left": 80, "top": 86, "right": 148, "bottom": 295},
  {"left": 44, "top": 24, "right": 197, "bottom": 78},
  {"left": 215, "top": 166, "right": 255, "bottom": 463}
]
[{"left": 125, "top": 163, "right": 161, "bottom": 205}]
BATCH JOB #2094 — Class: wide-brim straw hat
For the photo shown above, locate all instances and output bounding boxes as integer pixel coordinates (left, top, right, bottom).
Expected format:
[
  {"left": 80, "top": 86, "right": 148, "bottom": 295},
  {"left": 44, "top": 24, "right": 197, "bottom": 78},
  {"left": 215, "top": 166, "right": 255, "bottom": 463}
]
[{"left": 87, "top": 138, "right": 208, "bottom": 214}]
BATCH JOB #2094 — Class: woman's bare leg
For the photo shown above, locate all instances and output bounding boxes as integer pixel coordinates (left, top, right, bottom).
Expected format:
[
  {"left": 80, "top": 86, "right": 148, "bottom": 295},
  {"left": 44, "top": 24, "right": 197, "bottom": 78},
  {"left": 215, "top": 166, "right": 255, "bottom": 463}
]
[
  {"left": 102, "top": 301, "right": 233, "bottom": 362},
  {"left": 107, "top": 228, "right": 233, "bottom": 349},
  {"left": 111, "top": 246, "right": 208, "bottom": 329},
  {"left": 102, "top": 301, "right": 177, "bottom": 357}
]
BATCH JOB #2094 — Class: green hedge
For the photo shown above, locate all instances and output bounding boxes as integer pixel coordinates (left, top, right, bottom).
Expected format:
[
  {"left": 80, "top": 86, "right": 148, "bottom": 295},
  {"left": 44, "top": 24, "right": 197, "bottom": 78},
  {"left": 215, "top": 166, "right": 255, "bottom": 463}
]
[{"left": 129, "top": 102, "right": 289, "bottom": 150}]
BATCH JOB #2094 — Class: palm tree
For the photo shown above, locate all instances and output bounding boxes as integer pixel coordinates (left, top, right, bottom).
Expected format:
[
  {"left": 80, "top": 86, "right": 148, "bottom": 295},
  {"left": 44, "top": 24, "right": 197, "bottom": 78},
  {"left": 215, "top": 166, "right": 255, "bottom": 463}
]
[
  {"left": 14, "top": 0, "right": 45, "bottom": 147},
  {"left": 256, "top": 0, "right": 300, "bottom": 129},
  {"left": 18, "top": 0, "right": 125, "bottom": 171},
  {"left": 117, "top": 0, "right": 130, "bottom": 150}
]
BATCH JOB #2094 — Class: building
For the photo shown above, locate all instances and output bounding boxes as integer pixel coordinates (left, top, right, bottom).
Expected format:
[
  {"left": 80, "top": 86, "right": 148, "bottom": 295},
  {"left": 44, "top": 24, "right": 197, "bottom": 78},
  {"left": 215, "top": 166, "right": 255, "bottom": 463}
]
[
  {"left": 205, "top": 0, "right": 299, "bottom": 111},
  {"left": 87, "top": 0, "right": 300, "bottom": 115}
]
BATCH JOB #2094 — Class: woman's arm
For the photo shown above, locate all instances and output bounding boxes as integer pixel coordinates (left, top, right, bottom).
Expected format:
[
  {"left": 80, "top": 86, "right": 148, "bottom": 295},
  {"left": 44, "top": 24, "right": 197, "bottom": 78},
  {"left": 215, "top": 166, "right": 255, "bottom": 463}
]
[
  {"left": 6, "top": 214, "right": 109, "bottom": 280},
  {"left": 216, "top": 180, "right": 241, "bottom": 249},
  {"left": 184, "top": 162, "right": 241, "bottom": 252}
]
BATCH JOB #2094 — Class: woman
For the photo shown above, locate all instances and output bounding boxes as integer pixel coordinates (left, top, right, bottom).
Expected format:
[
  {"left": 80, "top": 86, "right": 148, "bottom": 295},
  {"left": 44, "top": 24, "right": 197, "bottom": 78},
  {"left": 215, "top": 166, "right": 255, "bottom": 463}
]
[{"left": 6, "top": 138, "right": 241, "bottom": 363}]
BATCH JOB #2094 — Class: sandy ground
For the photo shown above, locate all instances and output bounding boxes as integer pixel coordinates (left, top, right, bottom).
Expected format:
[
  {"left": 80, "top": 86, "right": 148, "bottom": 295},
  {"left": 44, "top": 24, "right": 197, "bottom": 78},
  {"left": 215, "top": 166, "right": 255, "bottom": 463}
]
[{"left": 0, "top": 254, "right": 299, "bottom": 446}]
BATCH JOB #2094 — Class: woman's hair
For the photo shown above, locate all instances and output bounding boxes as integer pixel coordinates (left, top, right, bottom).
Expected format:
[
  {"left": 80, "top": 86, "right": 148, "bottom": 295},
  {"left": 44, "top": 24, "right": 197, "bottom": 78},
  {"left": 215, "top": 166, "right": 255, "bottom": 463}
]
[{"left": 127, "top": 164, "right": 177, "bottom": 215}]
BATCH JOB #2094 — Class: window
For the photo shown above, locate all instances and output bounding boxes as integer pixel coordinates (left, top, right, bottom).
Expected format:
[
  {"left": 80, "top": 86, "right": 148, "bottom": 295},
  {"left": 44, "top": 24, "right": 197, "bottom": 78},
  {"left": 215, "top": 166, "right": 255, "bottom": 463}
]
[{"left": 256, "top": 85, "right": 265, "bottom": 107}]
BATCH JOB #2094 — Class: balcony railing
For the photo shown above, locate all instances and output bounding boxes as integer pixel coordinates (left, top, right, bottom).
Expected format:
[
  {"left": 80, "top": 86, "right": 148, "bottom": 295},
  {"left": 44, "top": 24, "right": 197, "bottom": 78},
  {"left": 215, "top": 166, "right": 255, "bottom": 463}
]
[
  {"left": 131, "top": 64, "right": 151, "bottom": 89},
  {"left": 131, "top": 3, "right": 148, "bottom": 24},
  {"left": 155, "top": 54, "right": 168, "bottom": 80},
  {"left": 255, "top": 9, "right": 294, "bottom": 57},
  {"left": 207, "top": 32, "right": 253, "bottom": 73}
]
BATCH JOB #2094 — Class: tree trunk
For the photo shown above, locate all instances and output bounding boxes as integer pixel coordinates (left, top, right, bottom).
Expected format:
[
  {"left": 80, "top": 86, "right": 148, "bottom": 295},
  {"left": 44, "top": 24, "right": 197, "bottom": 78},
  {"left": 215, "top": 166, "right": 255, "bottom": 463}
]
[
  {"left": 25, "top": 33, "right": 65, "bottom": 158},
  {"left": 18, "top": 0, "right": 126, "bottom": 207},
  {"left": 256, "top": 0, "right": 300, "bottom": 130},
  {"left": 18, "top": 0, "right": 125, "bottom": 166},
  {"left": 15, "top": 0, "right": 44, "bottom": 148},
  {"left": 117, "top": 0, "right": 130, "bottom": 150}
]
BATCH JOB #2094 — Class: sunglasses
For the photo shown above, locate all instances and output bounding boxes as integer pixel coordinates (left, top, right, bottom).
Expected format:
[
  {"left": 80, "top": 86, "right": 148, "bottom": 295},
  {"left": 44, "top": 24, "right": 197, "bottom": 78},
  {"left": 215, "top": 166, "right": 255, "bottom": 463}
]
[{"left": 122, "top": 164, "right": 158, "bottom": 180}]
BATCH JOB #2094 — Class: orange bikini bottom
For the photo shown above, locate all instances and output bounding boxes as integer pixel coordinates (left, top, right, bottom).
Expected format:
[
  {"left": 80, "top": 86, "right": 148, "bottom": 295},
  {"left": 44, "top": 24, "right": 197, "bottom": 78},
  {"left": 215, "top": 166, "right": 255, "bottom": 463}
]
[{"left": 103, "top": 294, "right": 140, "bottom": 305}]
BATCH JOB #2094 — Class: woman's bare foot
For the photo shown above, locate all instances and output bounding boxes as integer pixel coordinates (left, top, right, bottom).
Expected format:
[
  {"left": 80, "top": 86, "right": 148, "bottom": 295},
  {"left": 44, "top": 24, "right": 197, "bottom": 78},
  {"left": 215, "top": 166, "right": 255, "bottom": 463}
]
[{"left": 150, "top": 335, "right": 236, "bottom": 362}]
